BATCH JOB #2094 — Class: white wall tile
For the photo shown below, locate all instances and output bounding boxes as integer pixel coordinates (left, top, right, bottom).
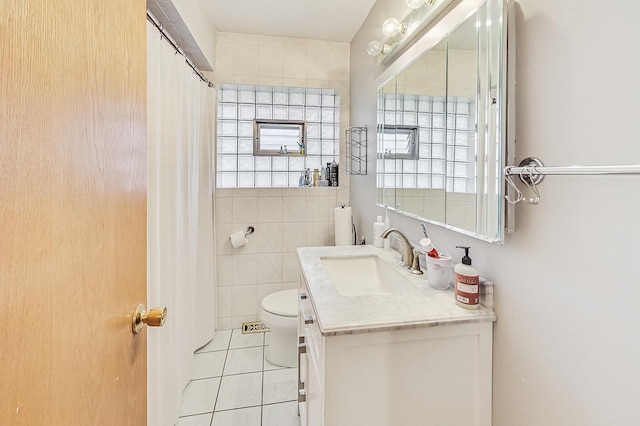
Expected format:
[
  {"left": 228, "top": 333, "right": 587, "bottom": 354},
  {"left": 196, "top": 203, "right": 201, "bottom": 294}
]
[
  {"left": 258, "top": 76, "right": 283, "bottom": 87},
  {"left": 231, "top": 284, "right": 258, "bottom": 316},
  {"left": 257, "top": 197, "right": 283, "bottom": 223},
  {"left": 217, "top": 287, "right": 232, "bottom": 319},
  {"left": 306, "top": 50, "right": 331, "bottom": 80},
  {"left": 282, "top": 222, "right": 306, "bottom": 252},
  {"left": 256, "top": 223, "right": 283, "bottom": 253},
  {"left": 282, "top": 196, "right": 306, "bottom": 222},
  {"left": 215, "top": 42, "right": 235, "bottom": 75},
  {"left": 232, "top": 197, "right": 258, "bottom": 224},
  {"left": 216, "top": 317, "right": 231, "bottom": 331},
  {"left": 281, "top": 252, "right": 301, "bottom": 283},
  {"left": 259, "top": 46, "right": 284, "bottom": 77},
  {"left": 232, "top": 254, "right": 258, "bottom": 285},
  {"left": 234, "top": 45, "right": 259, "bottom": 75},
  {"left": 306, "top": 222, "right": 333, "bottom": 247},
  {"left": 257, "top": 188, "right": 283, "bottom": 197},
  {"left": 306, "top": 196, "right": 330, "bottom": 222},
  {"left": 283, "top": 48, "right": 307, "bottom": 79},
  {"left": 216, "top": 255, "right": 234, "bottom": 285},
  {"left": 257, "top": 253, "right": 282, "bottom": 284},
  {"left": 214, "top": 197, "right": 233, "bottom": 224}
]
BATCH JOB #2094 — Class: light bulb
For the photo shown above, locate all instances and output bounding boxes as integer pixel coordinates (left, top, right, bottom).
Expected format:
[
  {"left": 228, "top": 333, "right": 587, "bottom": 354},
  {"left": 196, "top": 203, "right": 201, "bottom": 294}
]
[
  {"left": 382, "top": 18, "right": 401, "bottom": 37},
  {"left": 382, "top": 18, "right": 407, "bottom": 38},
  {"left": 367, "top": 40, "right": 383, "bottom": 56},
  {"left": 405, "top": 0, "right": 425, "bottom": 9}
]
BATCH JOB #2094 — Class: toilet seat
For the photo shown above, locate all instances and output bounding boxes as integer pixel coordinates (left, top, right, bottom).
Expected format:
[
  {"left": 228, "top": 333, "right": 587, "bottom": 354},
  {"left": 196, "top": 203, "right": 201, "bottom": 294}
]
[{"left": 261, "top": 289, "right": 298, "bottom": 317}]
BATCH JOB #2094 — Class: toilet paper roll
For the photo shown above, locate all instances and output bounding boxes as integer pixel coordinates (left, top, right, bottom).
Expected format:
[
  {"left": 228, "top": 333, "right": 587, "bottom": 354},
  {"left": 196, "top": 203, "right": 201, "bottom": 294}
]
[
  {"left": 334, "top": 206, "right": 352, "bottom": 246},
  {"left": 229, "top": 230, "right": 248, "bottom": 248}
]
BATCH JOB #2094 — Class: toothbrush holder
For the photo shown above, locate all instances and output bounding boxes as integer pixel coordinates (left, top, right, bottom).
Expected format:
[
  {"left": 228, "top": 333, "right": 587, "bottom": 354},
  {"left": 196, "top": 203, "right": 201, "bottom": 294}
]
[{"left": 425, "top": 253, "right": 453, "bottom": 290}]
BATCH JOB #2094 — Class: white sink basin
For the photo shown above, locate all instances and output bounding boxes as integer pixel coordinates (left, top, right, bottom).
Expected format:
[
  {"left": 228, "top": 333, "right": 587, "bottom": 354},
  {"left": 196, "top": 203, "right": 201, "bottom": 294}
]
[{"left": 320, "top": 255, "right": 419, "bottom": 297}]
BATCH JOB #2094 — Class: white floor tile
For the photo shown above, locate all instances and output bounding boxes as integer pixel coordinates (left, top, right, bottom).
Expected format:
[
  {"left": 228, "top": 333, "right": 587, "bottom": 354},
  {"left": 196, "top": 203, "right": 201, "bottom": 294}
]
[
  {"left": 215, "top": 372, "right": 263, "bottom": 411},
  {"left": 223, "top": 346, "right": 264, "bottom": 376},
  {"left": 181, "top": 329, "right": 301, "bottom": 426},
  {"left": 229, "top": 329, "right": 265, "bottom": 349},
  {"left": 211, "top": 406, "right": 262, "bottom": 426},
  {"left": 176, "top": 412, "right": 214, "bottom": 426},
  {"left": 263, "top": 351, "right": 287, "bottom": 371},
  {"left": 191, "top": 351, "right": 227, "bottom": 380},
  {"left": 263, "top": 368, "right": 298, "bottom": 405},
  {"left": 262, "top": 401, "right": 301, "bottom": 426},
  {"left": 180, "top": 378, "right": 221, "bottom": 416},
  {"left": 197, "top": 329, "right": 232, "bottom": 353}
]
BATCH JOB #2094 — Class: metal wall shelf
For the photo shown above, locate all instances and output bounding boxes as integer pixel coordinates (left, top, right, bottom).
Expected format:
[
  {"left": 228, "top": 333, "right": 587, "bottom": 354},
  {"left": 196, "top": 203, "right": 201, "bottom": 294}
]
[{"left": 345, "top": 126, "right": 367, "bottom": 175}]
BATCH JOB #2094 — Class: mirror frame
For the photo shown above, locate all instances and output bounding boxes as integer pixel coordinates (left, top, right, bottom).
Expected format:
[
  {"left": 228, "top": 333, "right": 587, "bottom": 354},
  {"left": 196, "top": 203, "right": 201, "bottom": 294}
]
[{"left": 375, "top": 0, "right": 515, "bottom": 244}]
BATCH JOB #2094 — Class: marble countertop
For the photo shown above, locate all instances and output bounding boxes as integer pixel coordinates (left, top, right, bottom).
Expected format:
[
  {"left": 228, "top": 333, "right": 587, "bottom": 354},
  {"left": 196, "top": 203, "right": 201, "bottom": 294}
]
[{"left": 297, "top": 245, "right": 497, "bottom": 336}]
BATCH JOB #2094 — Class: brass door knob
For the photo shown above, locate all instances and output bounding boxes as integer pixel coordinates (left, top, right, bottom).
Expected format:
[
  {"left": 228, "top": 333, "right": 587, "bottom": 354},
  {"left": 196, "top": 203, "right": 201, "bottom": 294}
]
[{"left": 131, "top": 304, "right": 167, "bottom": 334}]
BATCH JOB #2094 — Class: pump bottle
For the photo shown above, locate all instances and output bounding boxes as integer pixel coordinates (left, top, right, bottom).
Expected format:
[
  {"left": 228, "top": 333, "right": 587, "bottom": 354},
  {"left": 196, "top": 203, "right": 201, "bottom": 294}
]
[
  {"left": 373, "top": 216, "right": 385, "bottom": 248},
  {"left": 454, "top": 246, "right": 479, "bottom": 309}
]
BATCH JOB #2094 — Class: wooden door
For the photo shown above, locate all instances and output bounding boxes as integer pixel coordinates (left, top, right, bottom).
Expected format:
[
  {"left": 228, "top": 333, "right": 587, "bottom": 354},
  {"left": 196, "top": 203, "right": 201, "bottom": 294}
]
[{"left": 0, "top": 1, "right": 148, "bottom": 424}]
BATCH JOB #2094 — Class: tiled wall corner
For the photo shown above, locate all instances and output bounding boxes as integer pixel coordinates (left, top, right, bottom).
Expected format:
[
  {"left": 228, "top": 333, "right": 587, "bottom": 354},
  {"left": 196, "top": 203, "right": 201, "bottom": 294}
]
[
  {"left": 212, "top": 32, "right": 351, "bottom": 330},
  {"left": 215, "top": 187, "right": 345, "bottom": 329}
]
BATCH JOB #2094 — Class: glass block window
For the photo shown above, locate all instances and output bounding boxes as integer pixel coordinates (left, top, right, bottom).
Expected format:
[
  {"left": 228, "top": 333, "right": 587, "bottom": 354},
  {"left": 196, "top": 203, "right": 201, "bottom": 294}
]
[
  {"left": 380, "top": 93, "right": 474, "bottom": 193},
  {"left": 217, "top": 84, "right": 340, "bottom": 188}
]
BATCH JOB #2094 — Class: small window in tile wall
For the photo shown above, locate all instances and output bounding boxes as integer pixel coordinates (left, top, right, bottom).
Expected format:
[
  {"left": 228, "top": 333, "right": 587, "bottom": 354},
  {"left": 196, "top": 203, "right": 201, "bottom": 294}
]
[
  {"left": 217, "top": 84, "right": 340, "bottom": 188},
  {"left": 381, "top": 93, "right": 475, "bottom": 193}
]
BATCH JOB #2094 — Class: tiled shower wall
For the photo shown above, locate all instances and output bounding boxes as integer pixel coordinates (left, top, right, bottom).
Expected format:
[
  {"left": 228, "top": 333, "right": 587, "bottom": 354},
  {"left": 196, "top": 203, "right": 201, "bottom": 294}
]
[{"left": 211, "top": 33, "right": 350, "bottom": 329}]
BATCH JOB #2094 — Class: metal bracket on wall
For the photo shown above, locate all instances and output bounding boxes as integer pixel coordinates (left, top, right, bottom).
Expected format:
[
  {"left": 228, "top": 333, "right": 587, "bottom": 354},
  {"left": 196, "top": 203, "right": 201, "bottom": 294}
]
[{"left": 504, "top": 156, "right": 640, "bottom": 205}]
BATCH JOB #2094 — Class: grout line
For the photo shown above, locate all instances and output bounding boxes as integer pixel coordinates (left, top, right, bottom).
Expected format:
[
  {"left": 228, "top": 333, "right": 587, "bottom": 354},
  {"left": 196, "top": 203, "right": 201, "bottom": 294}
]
[{"left": 210, "top": 332, "right": 232, "bottom": 416}]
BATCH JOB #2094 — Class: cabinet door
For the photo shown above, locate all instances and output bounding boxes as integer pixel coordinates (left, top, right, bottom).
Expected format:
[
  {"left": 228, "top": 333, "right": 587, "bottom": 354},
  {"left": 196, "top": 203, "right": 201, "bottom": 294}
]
[{"left": 305, "top": 339, "right": 323, "bottom": 426}]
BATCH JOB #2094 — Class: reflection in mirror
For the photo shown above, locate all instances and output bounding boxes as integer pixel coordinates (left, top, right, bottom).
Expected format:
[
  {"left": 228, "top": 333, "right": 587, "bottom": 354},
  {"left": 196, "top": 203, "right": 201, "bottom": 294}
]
[
  {"left": 380, "top": 125, "right": 419, "bottom": 159},
  {"left": 377, "top": 0, "right": 508, "bottom": 244}
]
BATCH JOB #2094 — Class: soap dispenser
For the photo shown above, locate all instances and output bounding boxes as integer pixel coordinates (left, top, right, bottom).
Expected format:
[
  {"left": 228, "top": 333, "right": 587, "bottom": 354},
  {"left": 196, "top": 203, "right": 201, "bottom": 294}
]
[{"left": 454, "top": 246, "right": 479, "bottom": 309}]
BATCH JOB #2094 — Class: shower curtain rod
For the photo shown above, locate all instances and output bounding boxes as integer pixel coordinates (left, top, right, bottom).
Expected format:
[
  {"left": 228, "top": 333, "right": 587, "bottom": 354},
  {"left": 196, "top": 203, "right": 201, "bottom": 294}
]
[{"left": 146, "top": 12, "right": 214, "bottom": 88}]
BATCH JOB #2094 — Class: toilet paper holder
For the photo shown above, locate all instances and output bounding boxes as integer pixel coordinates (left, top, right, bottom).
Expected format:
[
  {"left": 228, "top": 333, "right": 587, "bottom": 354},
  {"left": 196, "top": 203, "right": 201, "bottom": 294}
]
[{"left": 229, "top": 226, "right": 255, "bottom": 249}]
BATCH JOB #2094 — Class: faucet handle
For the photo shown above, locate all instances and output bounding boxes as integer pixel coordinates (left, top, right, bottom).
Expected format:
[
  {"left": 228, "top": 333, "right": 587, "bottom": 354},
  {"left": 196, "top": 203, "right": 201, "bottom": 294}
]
[{"left": 410, "top": 249, "right": 423, "bottom": 275}]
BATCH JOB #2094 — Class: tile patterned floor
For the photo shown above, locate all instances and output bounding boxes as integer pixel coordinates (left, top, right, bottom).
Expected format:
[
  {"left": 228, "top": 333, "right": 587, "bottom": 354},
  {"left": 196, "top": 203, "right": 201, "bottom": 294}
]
[{"left": 176, "top": 329, "right": 301, "bottom": 426}]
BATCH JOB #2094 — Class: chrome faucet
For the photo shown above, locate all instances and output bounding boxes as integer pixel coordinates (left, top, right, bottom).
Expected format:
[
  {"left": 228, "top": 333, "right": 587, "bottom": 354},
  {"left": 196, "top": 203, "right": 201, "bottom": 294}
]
[{"left": 380, "top": 228, "right": 423, "bottom": 275}]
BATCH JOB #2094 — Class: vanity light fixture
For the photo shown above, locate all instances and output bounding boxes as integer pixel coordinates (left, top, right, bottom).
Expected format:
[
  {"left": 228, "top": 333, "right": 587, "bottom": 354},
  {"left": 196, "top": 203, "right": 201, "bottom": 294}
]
[{"left": 366, "top": 0, "right": 446, "bottom": 60}]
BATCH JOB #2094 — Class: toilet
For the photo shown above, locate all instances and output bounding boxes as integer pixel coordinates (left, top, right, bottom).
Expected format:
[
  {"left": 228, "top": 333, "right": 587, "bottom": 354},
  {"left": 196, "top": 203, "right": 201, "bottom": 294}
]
[{"left": 260, "top": 289, "right": 298, "bottom": 367}]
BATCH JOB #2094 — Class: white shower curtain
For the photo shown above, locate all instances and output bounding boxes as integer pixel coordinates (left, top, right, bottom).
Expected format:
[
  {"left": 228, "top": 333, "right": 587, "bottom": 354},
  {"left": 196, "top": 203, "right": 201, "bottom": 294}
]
[{"left": 146, "top": 20, "right": 216, "bottom": 426}]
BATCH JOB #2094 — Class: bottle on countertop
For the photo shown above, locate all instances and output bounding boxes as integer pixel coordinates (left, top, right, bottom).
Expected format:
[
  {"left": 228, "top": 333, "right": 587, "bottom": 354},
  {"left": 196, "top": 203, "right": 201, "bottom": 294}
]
[
  {"left": 383, "top": 206, "right": 391, "bottom": 251},
  {"left": 373, "top": 216, "right": 385, "bottom": 248},
  {"left": 313, "top": 168, "right": 319, "bottom": 187},
  {"left": 454, "top": 246, "right": 479, "bottom": 309}
]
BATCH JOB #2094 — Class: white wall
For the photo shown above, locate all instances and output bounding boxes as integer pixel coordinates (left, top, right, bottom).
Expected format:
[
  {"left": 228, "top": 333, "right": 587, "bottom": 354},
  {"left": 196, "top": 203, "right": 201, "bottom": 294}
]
[{"left": 350, "top": 1, "right": 640, "bottom": 424}]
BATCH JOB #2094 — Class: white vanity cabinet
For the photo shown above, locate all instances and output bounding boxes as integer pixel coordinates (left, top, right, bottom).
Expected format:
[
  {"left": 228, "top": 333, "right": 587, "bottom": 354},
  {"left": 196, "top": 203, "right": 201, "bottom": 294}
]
[{"left": 297, "top": 278, "right": 494, "bottom": 426}]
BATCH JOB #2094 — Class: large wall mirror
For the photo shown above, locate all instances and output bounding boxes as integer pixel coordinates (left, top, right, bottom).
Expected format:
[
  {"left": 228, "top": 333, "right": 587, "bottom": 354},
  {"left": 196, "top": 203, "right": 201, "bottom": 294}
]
[{"left": 376, "top": 0, "right": 513, "bottom": 244}]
